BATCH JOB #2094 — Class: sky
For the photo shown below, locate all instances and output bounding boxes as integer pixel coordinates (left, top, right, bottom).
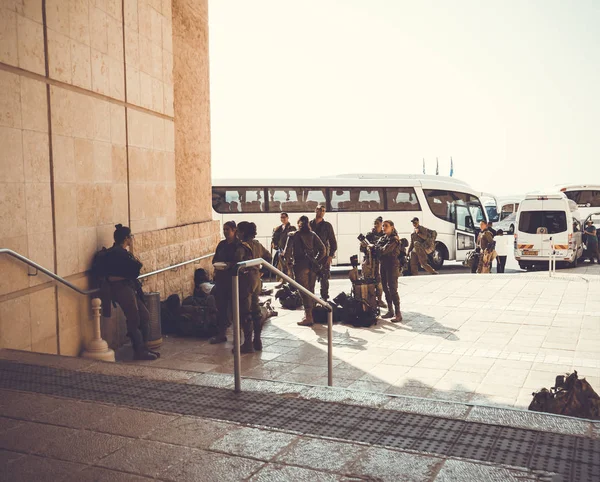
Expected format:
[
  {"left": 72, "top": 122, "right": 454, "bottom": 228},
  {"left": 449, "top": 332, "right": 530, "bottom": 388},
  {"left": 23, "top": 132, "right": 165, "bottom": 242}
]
[{"left": 208, "top": 0, "right": 600, "bottom": 196}]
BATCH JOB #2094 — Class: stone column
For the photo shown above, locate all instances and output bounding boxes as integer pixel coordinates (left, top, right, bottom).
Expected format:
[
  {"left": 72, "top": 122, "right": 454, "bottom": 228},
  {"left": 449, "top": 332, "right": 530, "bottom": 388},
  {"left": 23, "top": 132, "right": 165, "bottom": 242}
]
[{"left": 172, "top": 0, "right": 212, "bottom": 225}]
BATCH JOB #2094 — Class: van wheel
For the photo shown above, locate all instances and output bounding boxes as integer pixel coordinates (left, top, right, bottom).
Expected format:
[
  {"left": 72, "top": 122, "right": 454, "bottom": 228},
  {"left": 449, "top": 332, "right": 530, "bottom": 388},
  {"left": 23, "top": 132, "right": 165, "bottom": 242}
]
[
  {"left": 509, "top": 224, "right": 515, "bottom": 234},
  {"left": 568, "top": 257, "right": 578, "bottom": 269}
]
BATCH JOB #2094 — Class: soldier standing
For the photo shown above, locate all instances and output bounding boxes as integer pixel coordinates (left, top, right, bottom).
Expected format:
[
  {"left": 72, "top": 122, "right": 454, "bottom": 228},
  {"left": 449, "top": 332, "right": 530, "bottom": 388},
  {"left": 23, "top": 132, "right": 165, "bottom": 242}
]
[
  {"left": 477, "top": 220, "right": 496, "bottom": 273},
  {"left": 310, "top": 204, "right": 337, "bottom": 301},
  {"left": 408, "top": 217, "right": 438, "bottom": 275},
  {"left": 284, "top": 216, "right": 327, "bottom": 326},
  {"left": 360, "top": 216, "right": 386, "bottom": 308},
  {"left": 237, "top": 222, "right": 272, "bottom": 352},
  {"left": 378, "top": 220, "right": 403, "bottom": 322},
  {"left": 271, "top": 212, "right": 296, "bottom": 286},
  {"left": 104, "top": 224, "right": 158, "bottom": 360},
  {"left": 209, "top": 221, "right": 245, "bottom": 344}
]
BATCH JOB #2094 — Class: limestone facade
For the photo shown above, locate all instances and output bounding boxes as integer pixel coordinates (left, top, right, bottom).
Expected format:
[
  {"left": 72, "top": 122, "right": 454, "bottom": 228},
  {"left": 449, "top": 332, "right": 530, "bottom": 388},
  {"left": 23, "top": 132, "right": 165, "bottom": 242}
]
[{"left": 0, "top": 0, "right": 217, "bottom": 356}]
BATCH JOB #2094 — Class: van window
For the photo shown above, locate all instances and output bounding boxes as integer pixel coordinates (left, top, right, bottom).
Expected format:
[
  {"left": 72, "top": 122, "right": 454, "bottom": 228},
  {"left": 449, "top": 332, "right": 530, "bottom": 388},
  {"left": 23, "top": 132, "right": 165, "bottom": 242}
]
[
  {"left": 212, "top": 187, "right": 266, "bottom": 213},
  {"left": 331, "top": 188, "right": 384, "bottom": 212},
  {"left": 267, "top": 187, "right": 326, "bottom": 213},
  {"left": 423, "top": 190, "right": 485, "bottom": 224},
  {"left": 386, "top": 187, "right": 421, "bottom": 211},
  {"left": 564, "top": 190, "right": 600, "bottom": 207},
  {"left": 518, "top": 211, "right": 567, "bottom": 235}
]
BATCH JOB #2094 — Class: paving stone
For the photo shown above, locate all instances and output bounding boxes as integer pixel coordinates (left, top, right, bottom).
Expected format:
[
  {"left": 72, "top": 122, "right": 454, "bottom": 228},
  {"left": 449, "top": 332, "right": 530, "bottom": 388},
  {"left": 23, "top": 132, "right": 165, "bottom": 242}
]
[
  {"left": 349, "top": 446, "right": 442, "bottom": 481},
  {"left": 162, "top": 449, "right": 265, "bottom": 482},
  {"left": 209, "top": 426, "right": 297, "bottom": 460},
  {"left": 434, "top": 459, "right": 548, "bottom": 482},
  {"left": 0, "top": 448, "right": 26, "bottom": 466},
  {"left": 249, "top": 464, "right": 339, "bottom": 481},
  {"left": 2, "top": 454, "right": 86, "bottom": 482},
  {"left": 146, "top": 416, "right": 238, "bottom": 449},
  {"left": 97, "top": 439, "right": 193, "bottom": 477},
  {"left": 75, "top": 467, "right": 157, "bottom": 482},
  {"left": 0, "top": 389, "right": 68, "bottom": 421},
  {"left": 276, "top": 437, "right": 364, "bottom": 472}
]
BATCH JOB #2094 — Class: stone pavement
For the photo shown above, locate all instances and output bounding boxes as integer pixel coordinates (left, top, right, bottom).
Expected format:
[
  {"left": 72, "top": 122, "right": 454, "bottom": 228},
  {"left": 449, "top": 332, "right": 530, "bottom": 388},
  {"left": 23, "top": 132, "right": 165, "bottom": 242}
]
[
  {"left": 2, "top": 350, "right": 595, "bottom": 481},
  {"left": 129, "top": 266, "right": 600, "bottom": 411}
]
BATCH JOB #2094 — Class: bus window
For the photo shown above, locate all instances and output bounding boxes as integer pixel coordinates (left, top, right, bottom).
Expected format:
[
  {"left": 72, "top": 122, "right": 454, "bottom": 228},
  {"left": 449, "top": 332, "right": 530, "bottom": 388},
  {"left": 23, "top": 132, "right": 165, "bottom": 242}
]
[
  {"left": 385, "top": 187, "right": 421, "bottom": 211},
  {"left": 564, "top": 190, "right": 600, "bottom": 207},
  {"left": 500, "top": 204, "right": 514, "bottom": 220},
  {"left": 485, "top": 205, "right": 499, "bottom": 222},
  {"left": 424, "top": 190, "right": 485, "bottom": 224},
  {"left": 212, "top": 187, "right": 265, "bottom": 213},
  {"left": 330, "top": 188, "right": 384, "bottom": 211},
  {"left": 268, "top": 187, "right": 326, "bottom": 212}
]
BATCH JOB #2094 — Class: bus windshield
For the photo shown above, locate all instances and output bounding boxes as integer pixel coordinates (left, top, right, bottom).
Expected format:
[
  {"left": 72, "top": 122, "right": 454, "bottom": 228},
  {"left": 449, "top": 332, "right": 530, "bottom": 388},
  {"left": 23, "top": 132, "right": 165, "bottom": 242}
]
[
  {"left": 485, "top": 205, "right": 499, "bottom": 222},
  {"left": 423, "top": 189, "right": 486, "bottom": 225}
]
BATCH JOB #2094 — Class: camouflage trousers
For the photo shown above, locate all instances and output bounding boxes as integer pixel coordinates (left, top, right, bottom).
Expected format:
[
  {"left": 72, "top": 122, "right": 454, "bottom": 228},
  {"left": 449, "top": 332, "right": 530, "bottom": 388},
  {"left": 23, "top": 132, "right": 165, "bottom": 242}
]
[
  {"left": 477, "top": 250, "right": 497, "bottom": 274},
  {"left": 409, "top": 246, "right": 436, "bottom": 275}
]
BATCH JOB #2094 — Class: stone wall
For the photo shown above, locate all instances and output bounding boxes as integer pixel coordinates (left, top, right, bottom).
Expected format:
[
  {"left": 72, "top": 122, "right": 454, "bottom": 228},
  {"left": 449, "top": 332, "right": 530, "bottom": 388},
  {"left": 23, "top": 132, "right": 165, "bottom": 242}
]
[{"left": 0, "top": 0, "right": 215, "bottom": 356}]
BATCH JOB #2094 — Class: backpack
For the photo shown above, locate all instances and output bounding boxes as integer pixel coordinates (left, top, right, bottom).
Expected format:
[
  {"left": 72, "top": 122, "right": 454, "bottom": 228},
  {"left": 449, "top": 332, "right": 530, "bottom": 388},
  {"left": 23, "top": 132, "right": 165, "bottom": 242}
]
[
  {"left": 333, "top": 291, "right": 378, "bottom": 328},
  {"left": 91, "top": 247, "right": 113, "bottom": 283},
  {"left": 529, "top": 371, "right": 600, "bottom": 420},
  {"left": 424, "top": 228, "right": 437, "bottom": 254},
  {"left": 275, "top": 285, "right": 303, "bottom": 310}
]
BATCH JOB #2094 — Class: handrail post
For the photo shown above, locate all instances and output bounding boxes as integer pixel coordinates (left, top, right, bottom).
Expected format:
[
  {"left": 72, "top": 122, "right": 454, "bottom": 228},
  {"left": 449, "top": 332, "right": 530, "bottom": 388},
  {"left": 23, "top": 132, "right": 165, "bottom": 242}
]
[
  {"left": 232, "top": 271, "right": 242, "bottom": 393},
  {"left": 327, "top": 304, "right": 333, "bottom": 387},
  {"left": 81, "top": 298, "right": 115, "bottom": 362}
]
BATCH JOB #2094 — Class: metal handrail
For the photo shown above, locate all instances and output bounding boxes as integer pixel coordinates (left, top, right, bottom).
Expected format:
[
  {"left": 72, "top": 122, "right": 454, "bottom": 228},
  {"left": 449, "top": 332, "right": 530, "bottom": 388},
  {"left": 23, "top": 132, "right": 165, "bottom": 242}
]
[
  {"left": 0, "top": 248, "right": 216, "bottom": 293},
  {"left": 138, "top": 253, "right": 215, "bottom": 279},
  {"left": 0, "top": 248, "right": 100, "bottom": 295},
  {"left": 231, "top": 258, "right": 333, "bottom": 392}
]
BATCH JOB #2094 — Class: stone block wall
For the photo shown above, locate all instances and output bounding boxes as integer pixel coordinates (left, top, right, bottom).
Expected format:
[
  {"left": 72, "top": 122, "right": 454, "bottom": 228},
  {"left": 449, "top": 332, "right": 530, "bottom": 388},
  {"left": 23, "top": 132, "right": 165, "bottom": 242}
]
[{"left": 0, "top": 0, "right": 215, "bottom": 356}]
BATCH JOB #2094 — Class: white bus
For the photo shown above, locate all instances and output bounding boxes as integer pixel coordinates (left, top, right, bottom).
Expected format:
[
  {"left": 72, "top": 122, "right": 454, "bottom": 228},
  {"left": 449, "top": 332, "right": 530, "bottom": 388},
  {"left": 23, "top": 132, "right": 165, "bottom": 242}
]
[
  {"left": 212, "top": 174, "right": 488, "bottom": 269},
  {"left": 558, "top": 184, "right": 600, "bottom": 221},
  {"left": 483, "top": 196, "right": 525, "bottom": 223}
]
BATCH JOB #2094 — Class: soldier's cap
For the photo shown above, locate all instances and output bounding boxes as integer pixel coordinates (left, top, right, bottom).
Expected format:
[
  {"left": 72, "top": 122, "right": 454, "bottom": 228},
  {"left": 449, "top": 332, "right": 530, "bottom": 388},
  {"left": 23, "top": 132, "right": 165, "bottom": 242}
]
[{"left": 411, "top": 217, "right": 419, "bottom": 223}]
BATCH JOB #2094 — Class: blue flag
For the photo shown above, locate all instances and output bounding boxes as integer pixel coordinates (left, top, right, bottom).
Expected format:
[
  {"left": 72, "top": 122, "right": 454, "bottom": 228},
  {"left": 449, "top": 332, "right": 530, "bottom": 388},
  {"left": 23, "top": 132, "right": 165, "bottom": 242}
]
[
  {"left": 436, "top": 158, "right": 439, "bottom": 175},
  {"left": 450, "top": 157, "right": 454, "bottom": 177},
  {"left": 422, "top": 158, "right": 425, "bottom": 174}
]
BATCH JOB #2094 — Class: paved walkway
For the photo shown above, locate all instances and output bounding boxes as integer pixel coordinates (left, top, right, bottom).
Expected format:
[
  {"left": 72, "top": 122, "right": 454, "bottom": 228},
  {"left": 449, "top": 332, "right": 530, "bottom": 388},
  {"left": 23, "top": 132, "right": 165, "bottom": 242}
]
[
  {"left": 129, "top": 266, "right": 600, "bottom": 410},
  {"left": 2, "top": 350, "right": 595, "bottom": 481}
]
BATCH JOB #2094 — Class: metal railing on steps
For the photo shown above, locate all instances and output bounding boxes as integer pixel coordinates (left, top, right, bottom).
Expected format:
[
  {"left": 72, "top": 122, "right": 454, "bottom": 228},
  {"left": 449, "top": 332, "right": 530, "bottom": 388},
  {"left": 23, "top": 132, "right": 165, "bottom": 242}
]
[
  {"left": 0, "top": 248, "right": 214, "bottom": 362},
  {"left": 231, "top": 258, "right": 333, "bottom": 392}
]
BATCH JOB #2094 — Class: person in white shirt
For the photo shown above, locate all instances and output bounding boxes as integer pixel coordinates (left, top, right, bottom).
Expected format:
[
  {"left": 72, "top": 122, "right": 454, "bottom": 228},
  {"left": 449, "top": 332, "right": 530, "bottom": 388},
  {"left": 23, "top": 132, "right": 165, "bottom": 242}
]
[{"left": 494, "top": 229, "right": 509, "bottom": 273}]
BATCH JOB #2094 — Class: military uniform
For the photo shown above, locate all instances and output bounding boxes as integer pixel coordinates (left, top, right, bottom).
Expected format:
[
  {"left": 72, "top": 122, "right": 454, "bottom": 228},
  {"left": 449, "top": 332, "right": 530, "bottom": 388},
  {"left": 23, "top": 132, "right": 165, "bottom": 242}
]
[
  {"left": 239, "top": 239, "right": 272, "bottom": 352},
  {"left": 211, "top": 238, "right": 245, "bottom": 342},
  {"left": 104, "top": 246, "right": 150, "bottom": 356},
  {"left": 310, "top": 218, "right": 337, "bottom": 300},
  {"left": 283, "top": 230, "right": 326, "bottom": 324},
  {"left": 272, "top": 223, "right": 296, "bottom": 278},
  {"left": 361, "top": 229, "right": 385, "bottom": 305},
  {"left": 476, "top": 229, "right": 496, "bottom": 273},
  {"left": 377, "top": 233, "right": 402, "bottom": 318},
  {"left": 408, "top": 226, "right": 437, "bottom": 275}
]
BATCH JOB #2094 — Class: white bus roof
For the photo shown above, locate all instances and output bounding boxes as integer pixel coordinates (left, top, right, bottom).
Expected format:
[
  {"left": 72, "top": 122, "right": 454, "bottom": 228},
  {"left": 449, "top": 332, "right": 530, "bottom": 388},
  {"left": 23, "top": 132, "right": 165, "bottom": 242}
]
[
  {"left": 557, "top": 184, "right": 600, "bottom": 190},
  {"left": 213, "top": 175, "right": 482, "bottom": 194},
  {"left": 524, "top": 192, "right": 567, "bottom": 200}
]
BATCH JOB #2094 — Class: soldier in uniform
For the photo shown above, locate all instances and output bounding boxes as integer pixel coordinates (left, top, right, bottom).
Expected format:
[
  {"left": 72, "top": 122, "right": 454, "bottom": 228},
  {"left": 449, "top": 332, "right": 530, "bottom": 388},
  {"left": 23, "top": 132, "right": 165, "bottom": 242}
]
[
  {"left": 408, "top": 217, "right": 438, "bottom": 275},
  {"left": 271, "top": 212, "right": 296, "bottom": 286},
  {"left": 283, "top": 215, "right": 327, "bottom": 326},
  {"left": 105, "top": 224, "right": 158, "bottom": 360},
  {"left": 360, "top": 216, "right": 386, "bottom": 308},
  {"left": 209, "top": 221, "right": 245, "bottom": 344},
  {"left": 477, "top": 220, "right": 496, "bottom": 273},
  {"left": 237, "top": 222, "right": 272, "bottom": 352},
  {"left": 310, "top": 205, "right": 337, "bottom": 300},
  {"left": 378, "top": 220, "right": 403, "bottom": 322}
]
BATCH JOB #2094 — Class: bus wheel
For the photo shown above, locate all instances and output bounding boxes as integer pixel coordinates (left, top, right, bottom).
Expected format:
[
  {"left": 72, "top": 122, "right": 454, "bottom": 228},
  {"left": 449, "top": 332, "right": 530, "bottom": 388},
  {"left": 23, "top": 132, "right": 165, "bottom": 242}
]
[{"left": 429, "top": 245, "right": 445, "bottom": 270}]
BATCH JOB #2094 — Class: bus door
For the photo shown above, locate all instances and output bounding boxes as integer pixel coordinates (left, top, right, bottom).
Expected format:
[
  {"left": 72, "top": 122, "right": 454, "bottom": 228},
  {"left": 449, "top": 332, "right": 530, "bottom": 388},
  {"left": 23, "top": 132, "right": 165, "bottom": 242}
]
[{"left": 455, "top": 204, "right": 476, "bottom": 261}]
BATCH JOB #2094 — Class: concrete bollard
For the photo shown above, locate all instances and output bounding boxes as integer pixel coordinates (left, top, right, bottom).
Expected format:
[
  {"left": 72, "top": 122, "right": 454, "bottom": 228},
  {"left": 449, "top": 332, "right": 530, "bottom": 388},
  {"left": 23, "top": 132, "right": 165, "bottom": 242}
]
[{"left": 81, "top": 298, "right": 115, "bottom": 362}]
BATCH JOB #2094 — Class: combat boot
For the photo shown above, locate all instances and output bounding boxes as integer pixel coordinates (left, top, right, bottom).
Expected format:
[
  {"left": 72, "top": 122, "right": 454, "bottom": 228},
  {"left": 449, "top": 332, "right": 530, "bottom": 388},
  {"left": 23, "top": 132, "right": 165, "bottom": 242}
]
[
  {"left": 253, "top": 318, "right": 263, "bottom": 351},
  {"left": 297, "top": 309, "right": 314, "bottom": 326},
  {"left": 240, "top": 322, "right": 254, "bottom": 354},
  {"left": 381, "top": 297, "right": 394, "bottom": 319},
  {"left": 133, "top": 349, "right": 158, "bottom": 361},
  {"left": 393, "top": 303, "right": 403, "bottom": 323}
]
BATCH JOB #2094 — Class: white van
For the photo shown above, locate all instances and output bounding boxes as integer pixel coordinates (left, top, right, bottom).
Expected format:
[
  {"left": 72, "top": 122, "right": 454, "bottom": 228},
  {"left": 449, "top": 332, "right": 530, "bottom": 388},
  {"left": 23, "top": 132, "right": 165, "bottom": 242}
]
[{"left": 514, "top": 193, "right": 584, "bottom": 270}]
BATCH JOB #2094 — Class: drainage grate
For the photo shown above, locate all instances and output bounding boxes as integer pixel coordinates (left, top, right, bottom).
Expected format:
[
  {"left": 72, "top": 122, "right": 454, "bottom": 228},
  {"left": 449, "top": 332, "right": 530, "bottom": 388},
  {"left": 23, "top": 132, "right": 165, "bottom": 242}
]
[{"left": 0, "top": 361, "right": 598, "bottom": 482}]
